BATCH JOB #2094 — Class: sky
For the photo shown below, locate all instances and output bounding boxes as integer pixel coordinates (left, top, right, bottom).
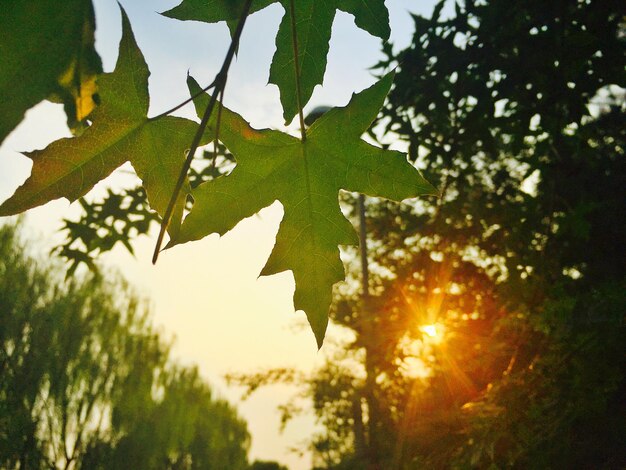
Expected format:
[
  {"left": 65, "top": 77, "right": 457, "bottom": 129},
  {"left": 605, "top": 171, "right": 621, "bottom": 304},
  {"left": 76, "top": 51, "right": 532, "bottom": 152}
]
[{"left": 0, "top": 1, "right": 437, "bottom": 468}]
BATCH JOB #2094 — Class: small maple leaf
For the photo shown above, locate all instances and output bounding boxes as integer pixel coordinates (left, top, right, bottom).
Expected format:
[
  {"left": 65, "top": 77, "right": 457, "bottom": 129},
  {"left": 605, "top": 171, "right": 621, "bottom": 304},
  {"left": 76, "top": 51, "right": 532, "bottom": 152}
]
[
  {"left": 173, "top": 73, "right": 436, "bottom": 347},
  {"left": 163, "top": 0, "right": 390, "bottom": 124},
  {"left": 0, "top": 6, "right": 200, "bottom": 236}
]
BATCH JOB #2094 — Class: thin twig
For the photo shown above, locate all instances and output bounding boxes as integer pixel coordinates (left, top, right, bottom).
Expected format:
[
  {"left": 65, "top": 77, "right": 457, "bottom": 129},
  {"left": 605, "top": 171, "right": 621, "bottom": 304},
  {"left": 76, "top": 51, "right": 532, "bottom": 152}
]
[
  {"left": 288, "top": 0, "right": 306, "bottom": 142},
  {"left": 148, "top": 79, "right": 218, "bottom": 122},
  {"left": 152, "top": 0, "right": 254, "bottom": 264},
  {"left": 358, "top": 194, "right": 370, "bottom": 298}
]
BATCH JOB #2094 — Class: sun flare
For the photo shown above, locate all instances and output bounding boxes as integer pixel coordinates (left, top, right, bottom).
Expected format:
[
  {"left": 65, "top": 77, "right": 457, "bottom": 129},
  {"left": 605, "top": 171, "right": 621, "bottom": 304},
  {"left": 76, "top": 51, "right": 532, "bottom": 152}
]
[{"left": 420, "top": 323, "right": 444, "bottom": 343}]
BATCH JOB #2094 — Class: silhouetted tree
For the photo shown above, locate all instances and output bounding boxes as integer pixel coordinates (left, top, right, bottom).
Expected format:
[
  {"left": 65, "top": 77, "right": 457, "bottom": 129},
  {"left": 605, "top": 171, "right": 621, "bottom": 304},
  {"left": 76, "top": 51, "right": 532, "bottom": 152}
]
[
  {"left": 263, "top": 0, "right": 625, "bottom": 468},
  {"left": 249, "top": 460, "right": 289, "bottom": 470}
]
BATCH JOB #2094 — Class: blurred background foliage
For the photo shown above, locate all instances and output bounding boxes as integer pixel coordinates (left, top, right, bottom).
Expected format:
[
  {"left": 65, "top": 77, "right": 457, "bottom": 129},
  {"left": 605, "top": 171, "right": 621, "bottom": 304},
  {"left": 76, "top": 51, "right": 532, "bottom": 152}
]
[
  {"left": 0, "top": 222, "right": 283, "bottom": 470},
  {"left": 56, "top": 143, "right": 235, "bottom": 276}
]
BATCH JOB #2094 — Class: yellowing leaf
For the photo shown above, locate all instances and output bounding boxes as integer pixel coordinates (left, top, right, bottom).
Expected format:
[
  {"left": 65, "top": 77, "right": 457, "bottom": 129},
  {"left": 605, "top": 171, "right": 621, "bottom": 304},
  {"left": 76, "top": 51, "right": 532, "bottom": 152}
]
[
  {"left": 0, "top": 0, "right": 102, "bottom": 144},
  {"left": 176, "top": 73, "right": 436, "bottom": 347},
  {"left": 0, "top": 7, "right": 201, "bottom": 236},
  {"left": 51, "top": 11, "right": 103, "bottom": 133}
]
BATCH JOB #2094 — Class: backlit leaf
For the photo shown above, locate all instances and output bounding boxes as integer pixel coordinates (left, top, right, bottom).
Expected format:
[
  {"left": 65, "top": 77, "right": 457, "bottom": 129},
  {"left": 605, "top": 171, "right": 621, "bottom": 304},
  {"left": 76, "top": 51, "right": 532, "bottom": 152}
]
[
  {"left": 0, "top": 0, "right": 102, "bottom": 144},
  {"left": 176, "top": 73, "right": 436, "bottom": 346},
  {"left": 0, "top": 7, "right": 201, "bottom": 236},
  {"left": 50, "top": 5, "right": 103, "bottom": 134},
  {"left": 163, "top": 0, "right": 390, "bottom": 124}
]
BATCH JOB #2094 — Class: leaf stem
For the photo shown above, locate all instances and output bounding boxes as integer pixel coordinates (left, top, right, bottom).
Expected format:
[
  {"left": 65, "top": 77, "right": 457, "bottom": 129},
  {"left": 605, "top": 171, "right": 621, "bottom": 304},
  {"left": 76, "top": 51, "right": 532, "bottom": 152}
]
[
  {"left": 212, "top": 82, "right": 227, "bottom": 170},
  {"left": 152, "top": 0, "right": 254, "bottom": 264},
  {"left": 288, "top": 0, "right": 306, "bottom": 142}
]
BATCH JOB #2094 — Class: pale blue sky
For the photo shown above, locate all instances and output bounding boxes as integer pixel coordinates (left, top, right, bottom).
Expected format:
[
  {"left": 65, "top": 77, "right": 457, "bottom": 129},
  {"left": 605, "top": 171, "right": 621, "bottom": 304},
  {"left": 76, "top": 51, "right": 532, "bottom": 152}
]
[{"left": 0, "top": 1, "right": 438, "bottom": 468}]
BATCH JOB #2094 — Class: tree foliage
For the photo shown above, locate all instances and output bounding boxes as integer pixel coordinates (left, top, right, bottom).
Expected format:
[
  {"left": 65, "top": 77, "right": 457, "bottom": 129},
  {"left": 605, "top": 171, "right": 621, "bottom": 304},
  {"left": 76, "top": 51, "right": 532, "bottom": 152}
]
[
  {"left": 0, "top": 223, "right": 251, "bottom": 469},
  {"left": 3, "top": 0, "right": 624, "bottom": 465}
]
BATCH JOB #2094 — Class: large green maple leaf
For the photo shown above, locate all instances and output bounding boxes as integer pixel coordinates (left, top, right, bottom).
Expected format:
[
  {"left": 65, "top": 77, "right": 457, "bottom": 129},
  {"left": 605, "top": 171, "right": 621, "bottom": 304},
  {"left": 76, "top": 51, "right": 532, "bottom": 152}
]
[
  {"left": 0, "top": 0, "right": 102, "bottom": 144},
  {"left": 176, "top": 73, "right": 436, "bottom": 347},
  {"left": 0, "top": 7, "right": 199, "bottom": 235},
  {"left": 163, "top": 0, "right": 390, "bottom": 124}
]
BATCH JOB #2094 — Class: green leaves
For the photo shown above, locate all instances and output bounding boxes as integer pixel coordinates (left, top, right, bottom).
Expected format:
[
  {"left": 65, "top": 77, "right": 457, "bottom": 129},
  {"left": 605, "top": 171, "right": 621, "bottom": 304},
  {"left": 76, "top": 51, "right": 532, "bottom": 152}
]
[
  {"left": 0, "top": 0, "right": 102, "bottom": 144},
  {"left": 0, "top": 7, "right": 199, "bottom": 237},
  {"left": 163, "top": 0, "right": 390, "bottom": 124},
  {"left": 177, "top": 74, "right": 435, "bottom": 346},
  {"left": 1, "top": 1, "right": 434, "bottom": 348}
]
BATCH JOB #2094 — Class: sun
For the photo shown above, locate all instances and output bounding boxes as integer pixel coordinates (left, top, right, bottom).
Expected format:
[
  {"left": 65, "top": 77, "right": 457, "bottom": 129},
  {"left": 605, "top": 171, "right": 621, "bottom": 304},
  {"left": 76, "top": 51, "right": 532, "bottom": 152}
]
[{"left": 420, "top": 323, "right": 444, "bottom": 344}]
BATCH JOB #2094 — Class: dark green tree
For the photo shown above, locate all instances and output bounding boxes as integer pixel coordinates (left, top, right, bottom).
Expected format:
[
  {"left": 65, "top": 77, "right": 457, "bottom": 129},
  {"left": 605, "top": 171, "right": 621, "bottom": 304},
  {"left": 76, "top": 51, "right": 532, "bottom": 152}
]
[
  {"left": 239, "top": 0, "right": 625, "bottom": 468},
  {"left": 249, "top": 460, "right": 289, "bottom": 470}
]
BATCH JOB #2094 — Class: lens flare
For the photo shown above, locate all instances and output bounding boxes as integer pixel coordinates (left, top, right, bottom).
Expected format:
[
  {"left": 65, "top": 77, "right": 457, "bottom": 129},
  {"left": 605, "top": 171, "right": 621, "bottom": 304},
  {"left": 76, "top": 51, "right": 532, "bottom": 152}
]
[{"left": 420, "top": 323, "right": 443, "bottom": 343}]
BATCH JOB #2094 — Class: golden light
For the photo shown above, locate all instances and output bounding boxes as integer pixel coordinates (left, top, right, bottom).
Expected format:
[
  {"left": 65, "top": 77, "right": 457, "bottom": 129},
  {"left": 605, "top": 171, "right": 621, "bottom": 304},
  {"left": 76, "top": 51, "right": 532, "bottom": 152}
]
[{"left": 420, "top": 323, "right": 444, "bottom": 343}]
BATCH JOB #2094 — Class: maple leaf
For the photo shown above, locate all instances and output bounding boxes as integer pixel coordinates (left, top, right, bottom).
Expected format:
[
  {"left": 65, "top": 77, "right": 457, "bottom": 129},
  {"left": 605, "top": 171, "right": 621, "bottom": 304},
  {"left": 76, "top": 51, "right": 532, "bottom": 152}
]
[
  {"left": 0, "top": 0, "right": 102, "bottom": 144},
  {"left": 163, "top": 0, "right": 390, "bottom": 124},
  {"left": 0, "top": 6, "right": 200, "bottom": 236},
  {"left": 174, "top": 73, "right": 436, "bottom": 347}
]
